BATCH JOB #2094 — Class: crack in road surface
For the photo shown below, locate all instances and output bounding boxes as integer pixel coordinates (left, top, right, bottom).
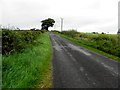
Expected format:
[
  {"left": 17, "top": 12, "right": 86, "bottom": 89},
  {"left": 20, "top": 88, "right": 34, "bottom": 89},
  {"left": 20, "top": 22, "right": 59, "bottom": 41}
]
[{"left": 49, "top": 33, "right": 119, "bottom": 88}]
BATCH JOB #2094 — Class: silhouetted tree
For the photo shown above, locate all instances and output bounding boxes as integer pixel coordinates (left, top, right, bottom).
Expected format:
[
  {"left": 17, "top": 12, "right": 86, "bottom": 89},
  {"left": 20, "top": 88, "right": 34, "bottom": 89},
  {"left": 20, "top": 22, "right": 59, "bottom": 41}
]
[
  {"left": 41, "top": 18, "right": 55, "bottom": 30},
  {"left": 101, "top": 32, "right": 105, "bottom": 34},
  {"left": 92, "top": 32, "right": 98, "bottom": 34},
  {"left": 30, "top": 28, "right": 36, "bottom": 30}
]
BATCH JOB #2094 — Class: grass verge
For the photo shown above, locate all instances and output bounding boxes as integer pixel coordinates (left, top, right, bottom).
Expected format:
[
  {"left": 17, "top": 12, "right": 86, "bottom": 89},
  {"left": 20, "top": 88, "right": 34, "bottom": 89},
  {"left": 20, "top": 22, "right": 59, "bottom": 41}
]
[
  {"left": 60, "top": 34, "right": 120, "bottom": 61},
  {"left": 2, "top": 32, "right": 52, "bottom": 88}
]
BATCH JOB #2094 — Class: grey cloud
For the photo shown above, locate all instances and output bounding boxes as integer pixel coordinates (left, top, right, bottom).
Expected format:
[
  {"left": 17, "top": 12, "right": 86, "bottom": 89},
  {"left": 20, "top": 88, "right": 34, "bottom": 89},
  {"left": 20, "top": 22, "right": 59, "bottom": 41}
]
[
  {"left": 1, "top": 0, "right": 117, "bottom": 34},
  {"left": 118, "top": 1, "right": 120, "bottom": 29}
]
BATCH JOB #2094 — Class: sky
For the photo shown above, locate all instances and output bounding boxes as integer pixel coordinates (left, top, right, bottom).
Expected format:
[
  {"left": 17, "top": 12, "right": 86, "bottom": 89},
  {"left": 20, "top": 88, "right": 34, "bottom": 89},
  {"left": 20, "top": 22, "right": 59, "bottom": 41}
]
[
  {"left": 0, "top": 0, "right": 120, "bottom": 33},
  {"left": 119, "top": 1, "right": 120, "bottom": 31}
]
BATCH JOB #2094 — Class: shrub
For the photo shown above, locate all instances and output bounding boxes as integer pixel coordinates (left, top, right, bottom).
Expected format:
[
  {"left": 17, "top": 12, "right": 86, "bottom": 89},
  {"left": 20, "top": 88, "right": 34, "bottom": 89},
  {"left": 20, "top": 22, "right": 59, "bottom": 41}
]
[
  {"left": 61, "top": 29, "right": 78, "bottom": 38},
  {"left": 2, "top": 29, "right": 42, "bottom": 55},
  {"left": 61, "top": 31, "right": 120, "bottom": 57}
]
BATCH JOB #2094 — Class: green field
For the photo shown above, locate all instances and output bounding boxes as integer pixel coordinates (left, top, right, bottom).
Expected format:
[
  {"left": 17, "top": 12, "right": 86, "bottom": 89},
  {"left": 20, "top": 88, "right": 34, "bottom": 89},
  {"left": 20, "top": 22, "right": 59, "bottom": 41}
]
[
  {"left": 2, "top": 32, "right": 52, "bottom": 88},
  {"left": 54, "top": 30, "right": 120, "bottom": 61}
]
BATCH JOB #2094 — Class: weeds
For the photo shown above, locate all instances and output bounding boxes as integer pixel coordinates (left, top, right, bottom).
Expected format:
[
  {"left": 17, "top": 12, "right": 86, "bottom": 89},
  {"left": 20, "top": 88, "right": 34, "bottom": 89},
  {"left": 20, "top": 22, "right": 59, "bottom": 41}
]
[
  {"left": 60, "top": 30, "right": 120, "bottom": 58},
  {"left": 2, "top": 32, "right": 51, "bottom": 88}
]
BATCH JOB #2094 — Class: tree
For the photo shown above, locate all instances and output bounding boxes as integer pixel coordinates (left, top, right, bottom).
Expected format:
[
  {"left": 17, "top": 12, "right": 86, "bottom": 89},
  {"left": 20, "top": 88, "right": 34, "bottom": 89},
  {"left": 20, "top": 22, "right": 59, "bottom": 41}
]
[
  {"left": 30, "top": 28, "right": 36, "bottom": 30},
  {"left": 41, "top": 18, "right": 55, "bottom": 30},
  {"left": 101, "top": 32, "right": 105, "bottom": 34}
]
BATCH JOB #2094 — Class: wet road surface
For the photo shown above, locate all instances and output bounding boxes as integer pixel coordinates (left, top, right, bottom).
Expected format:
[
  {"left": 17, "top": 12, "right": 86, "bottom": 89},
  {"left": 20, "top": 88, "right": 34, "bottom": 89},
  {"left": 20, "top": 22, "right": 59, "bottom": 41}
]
[{"left": 49, "top": 33, "right": 119, "bottom": 88}]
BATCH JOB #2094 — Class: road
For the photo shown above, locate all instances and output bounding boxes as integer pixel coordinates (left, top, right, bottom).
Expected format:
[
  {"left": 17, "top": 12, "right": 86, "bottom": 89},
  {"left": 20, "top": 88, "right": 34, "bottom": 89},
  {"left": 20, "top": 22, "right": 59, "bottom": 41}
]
[{"left": 49, "top": 33, "right": 119, "bottom": 88}]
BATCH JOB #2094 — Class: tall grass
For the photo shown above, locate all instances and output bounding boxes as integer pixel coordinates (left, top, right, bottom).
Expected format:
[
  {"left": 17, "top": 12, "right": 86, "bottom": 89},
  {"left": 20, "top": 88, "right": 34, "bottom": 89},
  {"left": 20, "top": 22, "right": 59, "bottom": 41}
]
[
  {"left": 2, "top": 32, "right": 51, "bottom": 88},
  {"left": 0, "top": 28, "right": 2, "bottom": 89},
  {"left": 0, "top": 54, "right": 1, "bottom": 90},
  {"left": 60, "top": 30, "right": 120, "bottom": 59}
]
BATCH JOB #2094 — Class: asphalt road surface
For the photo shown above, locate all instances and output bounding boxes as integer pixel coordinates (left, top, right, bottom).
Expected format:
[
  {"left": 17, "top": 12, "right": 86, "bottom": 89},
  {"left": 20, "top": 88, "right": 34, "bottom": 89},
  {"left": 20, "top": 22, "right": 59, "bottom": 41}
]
[{"left": 49, "top": 33, "right": 119, "bottom": 88}]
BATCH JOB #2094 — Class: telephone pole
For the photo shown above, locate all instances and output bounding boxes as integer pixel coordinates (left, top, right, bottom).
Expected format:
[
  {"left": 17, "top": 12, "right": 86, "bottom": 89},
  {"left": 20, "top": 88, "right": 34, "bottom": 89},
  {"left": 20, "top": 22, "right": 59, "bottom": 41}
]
[
  {"left": 118, "top": 1, "right": 120, "bottom": 34},
  {"left": 118, "top": 2, "right": 120, "bottom": 46},
  {"left": 61, "top": 18, "right": 63, "bottom": 32}
]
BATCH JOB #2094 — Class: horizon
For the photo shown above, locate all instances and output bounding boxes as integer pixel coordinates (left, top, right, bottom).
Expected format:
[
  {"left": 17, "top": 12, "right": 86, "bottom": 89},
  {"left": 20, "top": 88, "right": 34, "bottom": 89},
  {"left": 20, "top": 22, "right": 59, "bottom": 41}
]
[{"left": 1, "top": 0, "right": 120, "bottom": 34}]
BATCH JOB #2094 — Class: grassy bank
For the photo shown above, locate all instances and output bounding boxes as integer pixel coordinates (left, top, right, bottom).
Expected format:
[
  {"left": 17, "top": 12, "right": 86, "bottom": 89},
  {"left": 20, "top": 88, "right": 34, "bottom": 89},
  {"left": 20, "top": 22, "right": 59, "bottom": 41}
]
[
  {"left": 59, "top": 33, "right": 120, "bottom": 61},
  {"left": 2, "top": 32, "right": 52, "bottom": 88}
]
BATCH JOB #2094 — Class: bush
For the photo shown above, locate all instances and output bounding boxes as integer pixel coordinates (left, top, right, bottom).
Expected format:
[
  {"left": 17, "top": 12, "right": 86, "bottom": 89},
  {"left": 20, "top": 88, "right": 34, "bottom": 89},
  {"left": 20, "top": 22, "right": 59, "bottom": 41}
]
[
  {"left": 61, "top": 29, "right": 78, "bottom": 38},
  {"left": 2, "top": 29, "right": 42, "bottom": 55},
  {"left": 61, "top": 31, "right": 120, "bottom": 57}
]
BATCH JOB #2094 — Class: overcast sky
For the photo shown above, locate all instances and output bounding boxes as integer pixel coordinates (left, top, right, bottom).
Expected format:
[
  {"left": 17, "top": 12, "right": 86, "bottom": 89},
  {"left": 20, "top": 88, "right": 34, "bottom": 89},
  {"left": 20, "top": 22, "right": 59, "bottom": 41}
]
[{"left": 0, "top": 0, "right": 120, "bottom": 33}]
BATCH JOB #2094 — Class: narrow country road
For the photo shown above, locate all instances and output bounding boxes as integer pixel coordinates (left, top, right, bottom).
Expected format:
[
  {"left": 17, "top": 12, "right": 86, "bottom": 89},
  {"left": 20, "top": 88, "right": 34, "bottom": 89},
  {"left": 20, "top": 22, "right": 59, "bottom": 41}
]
[{"left": 49, "top": 33, "right": 119, "bottom": 88}]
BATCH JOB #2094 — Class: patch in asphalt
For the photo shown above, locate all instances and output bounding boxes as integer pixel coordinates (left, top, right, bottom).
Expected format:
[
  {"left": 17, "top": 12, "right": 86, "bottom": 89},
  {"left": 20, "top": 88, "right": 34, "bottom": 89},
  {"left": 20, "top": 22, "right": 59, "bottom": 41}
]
[
  {"left": 68, "top": 44, "right": 91, "bottom": 56},
  {"left": 101, "top": 62, "right": 118, "bottom": 76},
  {"left": 52, "top": 38, "right": 62, "bottom": 51}
]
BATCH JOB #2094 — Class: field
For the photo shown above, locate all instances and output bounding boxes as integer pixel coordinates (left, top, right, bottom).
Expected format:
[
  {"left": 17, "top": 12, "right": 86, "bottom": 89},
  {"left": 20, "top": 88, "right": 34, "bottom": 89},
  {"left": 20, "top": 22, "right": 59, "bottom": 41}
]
[
  {"left": 2, "top": 30, "right": 52, "bottom": 88},
  {"left": 54, "top": 30, "right": 120, "bottom": 61}
]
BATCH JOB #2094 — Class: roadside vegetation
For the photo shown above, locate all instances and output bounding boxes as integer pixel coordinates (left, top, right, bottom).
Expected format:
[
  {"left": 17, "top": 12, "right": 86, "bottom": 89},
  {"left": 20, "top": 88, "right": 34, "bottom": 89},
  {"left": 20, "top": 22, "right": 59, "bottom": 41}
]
[
  {"left": 2, "top": 29, "right": 42, "bottom": 55},
  {"left": 52, "top": 30, "right": 120, "bottom": 61},
  {"left": 2, "top": 29, "right": 52, "bottom": 88},
  {"left": 0, "top": 28, "right": 1, "bottom": 89}
]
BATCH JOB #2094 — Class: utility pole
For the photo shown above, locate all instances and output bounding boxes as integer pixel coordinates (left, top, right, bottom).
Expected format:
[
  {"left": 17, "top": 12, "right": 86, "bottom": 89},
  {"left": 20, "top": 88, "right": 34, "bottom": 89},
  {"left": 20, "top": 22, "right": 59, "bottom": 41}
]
[
  {"left": 61, "top": 18, "right": 63, "bottom": 32},
  {"left": 118, "top": 1, "right": 120, "bottom": 34},
  {"left": 118, "top": 1, "right": 120, "bottom": 46}
]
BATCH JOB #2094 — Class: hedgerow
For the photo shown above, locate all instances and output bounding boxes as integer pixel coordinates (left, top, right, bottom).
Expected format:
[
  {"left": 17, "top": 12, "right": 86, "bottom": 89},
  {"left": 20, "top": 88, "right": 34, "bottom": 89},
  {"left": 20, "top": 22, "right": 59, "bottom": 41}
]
[
  {"left": 61, "top": 30, "right": 120, "bottom": 57},
  {"left": 2, "top": 29, "right": 46, "bottom": 55}
]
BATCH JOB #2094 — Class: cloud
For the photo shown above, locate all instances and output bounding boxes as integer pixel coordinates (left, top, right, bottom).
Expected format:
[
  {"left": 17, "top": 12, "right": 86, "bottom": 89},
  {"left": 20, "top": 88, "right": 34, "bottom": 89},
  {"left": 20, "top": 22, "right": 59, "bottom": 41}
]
[{"left": 1, "top": 0, "right": 119, "bottom": 33}]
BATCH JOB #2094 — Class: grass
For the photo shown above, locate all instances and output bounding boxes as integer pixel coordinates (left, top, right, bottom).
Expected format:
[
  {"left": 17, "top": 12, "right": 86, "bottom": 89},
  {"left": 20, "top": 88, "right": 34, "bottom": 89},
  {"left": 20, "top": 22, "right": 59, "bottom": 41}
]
[
  {"left": 0, "top": 54, "right": 1, "bottom": 89},
  {"left": 60, "top": 34, "right": 120, "bottom": 61},
  {"left": 0, "top": 29, "right": 2, "bottom": 89},
  {"left": 59, "top": 30, "right": 120, "bottom": 57},
  {"left": 0, "top": 29, "right": 1, "bottom": 36},
  {"left": 2, "top": 32, "right": 52, "bottom": 88}
]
